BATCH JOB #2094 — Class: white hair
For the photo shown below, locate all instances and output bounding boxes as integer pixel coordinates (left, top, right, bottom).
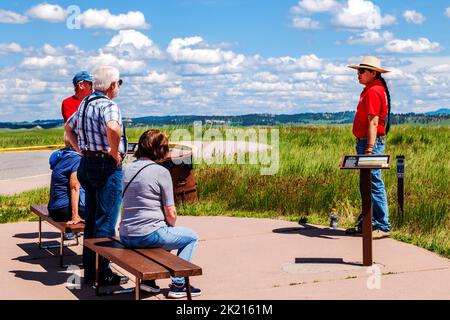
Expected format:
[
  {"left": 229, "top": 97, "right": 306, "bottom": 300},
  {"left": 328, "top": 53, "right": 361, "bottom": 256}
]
[{"left": 93, "top": 66, "right": 120, "bottom": 92}]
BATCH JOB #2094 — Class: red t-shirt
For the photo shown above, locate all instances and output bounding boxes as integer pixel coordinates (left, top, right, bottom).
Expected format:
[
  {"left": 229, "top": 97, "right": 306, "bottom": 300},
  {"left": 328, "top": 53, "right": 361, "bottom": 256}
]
[
  {"left": 61, "top": 96, "right": 82, "bottom": 123},
  {"left": 352, "top": 79, "right": 388, "bottom": 138}
]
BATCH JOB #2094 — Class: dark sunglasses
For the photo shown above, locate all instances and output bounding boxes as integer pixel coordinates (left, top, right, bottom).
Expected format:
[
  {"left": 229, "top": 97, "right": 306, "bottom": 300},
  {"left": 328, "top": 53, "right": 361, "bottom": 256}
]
[
  {"left": 358, "top": 68, "right": 371, "bottom": 75},
  {"left": 118, "top": 79, "right": 123, "bottom": 87}
]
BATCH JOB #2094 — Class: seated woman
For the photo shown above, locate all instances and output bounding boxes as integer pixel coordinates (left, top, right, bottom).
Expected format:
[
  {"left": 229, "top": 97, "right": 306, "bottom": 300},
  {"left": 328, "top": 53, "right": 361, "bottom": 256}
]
[
  {"left": 119, "top": 129, "right": 201, "bottom": 298},
  {"left": 47, "top": 142, "right": 85, "bottom": 240}
]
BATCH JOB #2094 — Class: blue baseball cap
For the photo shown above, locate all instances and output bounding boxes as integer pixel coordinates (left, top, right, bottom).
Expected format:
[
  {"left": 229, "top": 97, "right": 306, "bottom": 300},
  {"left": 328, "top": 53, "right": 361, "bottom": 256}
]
[{"left": 72, "top": 71, "right": 93, "bottom": 85}]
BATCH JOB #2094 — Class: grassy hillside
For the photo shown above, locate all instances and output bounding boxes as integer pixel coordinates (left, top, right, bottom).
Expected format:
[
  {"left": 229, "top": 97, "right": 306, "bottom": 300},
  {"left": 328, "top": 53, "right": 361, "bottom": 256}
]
[{"left": 0, "top": 125, "right": 449, "bottom": 257}]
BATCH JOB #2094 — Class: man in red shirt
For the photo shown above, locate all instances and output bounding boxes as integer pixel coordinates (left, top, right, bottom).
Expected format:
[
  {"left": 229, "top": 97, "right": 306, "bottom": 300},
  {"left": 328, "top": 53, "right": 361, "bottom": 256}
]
[
  {"left": 61, "top": 71, "right": 93, "bottom": 122},
  {"left": 346, "top": 56, "right": 392, "bottom": 239}
]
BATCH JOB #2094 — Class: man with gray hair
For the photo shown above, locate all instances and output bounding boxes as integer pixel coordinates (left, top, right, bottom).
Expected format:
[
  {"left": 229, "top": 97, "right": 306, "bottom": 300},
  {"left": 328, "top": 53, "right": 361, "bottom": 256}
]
[{"left": 65, "top": 66, "right": 128, "bottom": 286}]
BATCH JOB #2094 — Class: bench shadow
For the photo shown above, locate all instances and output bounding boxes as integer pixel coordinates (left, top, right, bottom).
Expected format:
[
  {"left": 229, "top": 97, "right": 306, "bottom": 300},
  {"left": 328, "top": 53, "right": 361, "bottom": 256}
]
[
  {"left": 272, "top": 223, "right": 353, "bottom": 239},
  {"left": 11, "top": 240, "right": 162, "bottom": 300},
  {"left": 13, "top": 232, "right": 61, "bottom": 239}
]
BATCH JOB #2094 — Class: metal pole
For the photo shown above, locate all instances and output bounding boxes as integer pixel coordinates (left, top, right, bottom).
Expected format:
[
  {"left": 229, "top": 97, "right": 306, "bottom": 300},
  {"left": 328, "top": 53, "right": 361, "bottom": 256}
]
[
  {"left": 361, "top": 169, "right": 373, "bottom": 266},
  {"left": 38, "top": 217, "right": 42, "bottom": 249},
  {"left": 396, "top": 156, "right": 405, "bottom": 223},
  {"left": 95, "top": 253, "right": 100, "bottom": 296},
  {"left": 60, "top": 232, "right": 64, "bottom": 268},
  {"left": 135, "top": 277, "right": 141, "bottom": 300}
]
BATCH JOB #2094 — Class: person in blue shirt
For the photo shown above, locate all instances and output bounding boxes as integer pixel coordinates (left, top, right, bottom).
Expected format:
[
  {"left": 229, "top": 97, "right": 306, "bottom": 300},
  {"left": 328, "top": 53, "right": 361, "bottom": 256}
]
[{"left": 47, "top": 144, "right": 85, "bottom": 239}]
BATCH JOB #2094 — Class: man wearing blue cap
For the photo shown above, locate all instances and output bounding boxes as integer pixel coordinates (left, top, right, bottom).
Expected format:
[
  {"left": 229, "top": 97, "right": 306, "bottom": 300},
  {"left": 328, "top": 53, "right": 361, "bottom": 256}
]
[{"left": 61, "top": 71, "right": 93, "bottom": 122}]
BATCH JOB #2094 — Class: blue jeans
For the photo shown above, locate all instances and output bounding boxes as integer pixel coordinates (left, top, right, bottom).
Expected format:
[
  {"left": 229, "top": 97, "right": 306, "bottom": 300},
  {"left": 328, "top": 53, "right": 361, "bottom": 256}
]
[
  {"left": 77, "top": 156, "right": 122, "bottom": 282},
  {"left": 356, "top": 137, "right": 391, "bottom": 232},
  {"left": 120, "top": 226, "right": 198, "bottom": 285}
]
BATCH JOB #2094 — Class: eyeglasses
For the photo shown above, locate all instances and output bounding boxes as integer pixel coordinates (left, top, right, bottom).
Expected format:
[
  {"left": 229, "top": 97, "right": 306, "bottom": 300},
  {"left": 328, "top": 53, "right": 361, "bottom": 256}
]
[
  {"left": 358, "top": 68, "right": 370, "bottom": 75},
  {"left": 118, "top": 79, "right": 123, "bottom": 87}
]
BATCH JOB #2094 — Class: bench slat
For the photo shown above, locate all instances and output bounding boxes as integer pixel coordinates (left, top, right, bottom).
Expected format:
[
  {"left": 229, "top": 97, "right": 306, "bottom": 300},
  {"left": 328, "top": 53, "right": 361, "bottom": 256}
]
[
  {"left": 31, "top": 205, "right": 85, "bottom": 233},
  {"left": 110, "top": 236, "right": 202, "bottom": 278},
  {"left": 135, "top": 248, "right": 202, "bottom": 278},
  {"left": 84, "top": 238, "right": 171, "bottom": 280}
]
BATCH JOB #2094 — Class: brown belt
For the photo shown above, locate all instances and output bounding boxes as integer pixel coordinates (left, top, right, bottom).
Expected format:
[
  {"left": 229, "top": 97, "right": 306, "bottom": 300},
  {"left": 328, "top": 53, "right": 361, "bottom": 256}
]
[
  {"left": 82, "top": 151, "right": 111, "bottom": 158},
  {"left": 356, "top": 136, "right": 385, "bottom": 143}
]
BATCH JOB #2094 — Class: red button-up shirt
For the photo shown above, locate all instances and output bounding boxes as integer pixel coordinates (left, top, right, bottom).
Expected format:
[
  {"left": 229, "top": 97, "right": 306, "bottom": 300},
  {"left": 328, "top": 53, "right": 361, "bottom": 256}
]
[{"left": 352, "top": 79, "right": 388, "bottom": 138}]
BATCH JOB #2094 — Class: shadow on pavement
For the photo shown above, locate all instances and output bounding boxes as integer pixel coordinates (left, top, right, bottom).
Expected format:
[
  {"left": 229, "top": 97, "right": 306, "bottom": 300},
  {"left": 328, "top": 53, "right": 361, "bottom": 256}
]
[
  {"left": 10, "top": 237, "right": 157, "bottom": 300},
  {"left": 272, "top": 223, "right": 355, "bottom": 239},
  {"left": 295, "top": 257, "right": 362, "bottom": 267},
  {"left": 14, "top": 231, "right": 60, "bottom": 240}
]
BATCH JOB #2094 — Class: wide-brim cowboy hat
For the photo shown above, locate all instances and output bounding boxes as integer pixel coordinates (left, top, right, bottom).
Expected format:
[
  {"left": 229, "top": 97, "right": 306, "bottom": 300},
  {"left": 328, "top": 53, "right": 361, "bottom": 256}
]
[{"left": 348, "top": 56, "right": 390, "bottom": 73}]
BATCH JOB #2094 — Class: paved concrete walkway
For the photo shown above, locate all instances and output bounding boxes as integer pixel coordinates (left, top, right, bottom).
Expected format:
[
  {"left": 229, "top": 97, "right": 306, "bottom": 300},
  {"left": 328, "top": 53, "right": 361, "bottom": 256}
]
[{"left": 1, "top": 216, "right": 449, "bottom": 300}]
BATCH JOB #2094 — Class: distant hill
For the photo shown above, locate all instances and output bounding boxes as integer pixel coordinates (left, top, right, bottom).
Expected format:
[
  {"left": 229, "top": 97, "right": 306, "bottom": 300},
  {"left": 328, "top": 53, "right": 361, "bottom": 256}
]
[
  {"left": 1, "top": 110, "right": 449, "bottom": 129},
  {"left": 425, "top": 108, "right": 450, "bottom": 115}
]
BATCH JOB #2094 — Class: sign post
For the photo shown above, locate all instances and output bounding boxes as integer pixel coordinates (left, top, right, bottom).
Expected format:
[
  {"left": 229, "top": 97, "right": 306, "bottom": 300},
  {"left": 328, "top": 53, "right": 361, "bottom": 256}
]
[
  {"left": 396, "top": 156, "right": 405, "bottom": 223},
  {"left": 340, "top": 154, "right": 391, "bottom": 266}
]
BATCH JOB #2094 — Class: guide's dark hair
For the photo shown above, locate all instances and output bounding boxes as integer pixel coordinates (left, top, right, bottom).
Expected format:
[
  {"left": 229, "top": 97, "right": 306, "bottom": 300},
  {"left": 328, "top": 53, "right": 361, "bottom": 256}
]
[{"left": 375, "top": 72, "right": 391, "bottom": 135}]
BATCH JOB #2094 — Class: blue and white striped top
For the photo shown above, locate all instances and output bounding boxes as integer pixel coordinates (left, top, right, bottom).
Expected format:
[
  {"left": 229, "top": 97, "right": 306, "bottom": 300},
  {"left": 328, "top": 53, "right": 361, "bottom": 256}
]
[{"left": 66, "top": 91, "right": 127, "bottom": 156}]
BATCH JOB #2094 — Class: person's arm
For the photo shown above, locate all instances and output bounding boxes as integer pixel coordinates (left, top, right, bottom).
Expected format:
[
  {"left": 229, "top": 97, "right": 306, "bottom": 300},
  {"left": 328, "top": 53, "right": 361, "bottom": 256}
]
[
  {"left": 164, "top": 205, "right": 177, "bottom": 227},
  {"left": 64, "top": 122, "right": 81, "bottom": 154},
  {"left": 106, "top": 120, "right": 122, "bottom": 167},
  {"left": 67, "top": 172, "right": 84, "bottom": 225},
  {"left": 159, "top": 168, "right": 176, "bottom": 226},
  {"left": 366, "top": 115, "right": 379, "bottom": 154}
]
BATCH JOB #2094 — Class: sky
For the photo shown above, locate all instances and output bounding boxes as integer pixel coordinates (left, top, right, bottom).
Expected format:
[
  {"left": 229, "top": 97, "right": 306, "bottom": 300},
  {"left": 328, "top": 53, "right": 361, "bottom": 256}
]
[{"left": 1, "top": 0, "right": 450, "bottom": 121}]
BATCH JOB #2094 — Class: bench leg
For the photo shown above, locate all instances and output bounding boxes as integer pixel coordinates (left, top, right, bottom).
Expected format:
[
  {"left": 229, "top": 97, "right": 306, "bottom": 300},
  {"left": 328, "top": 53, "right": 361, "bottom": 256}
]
[
  {"left": 60, "top": 232, "right": 64, "bottom": 268},
  {"left": 135, "top": 277, "right": 141, "bottom": 300},
  {"left": 38, "top": 217, "right": 42, "bottom": 248},
  {"left": 95, "top": 252, "right": 100, "bottom": 296},
  {"left": 185, "top": 277, "right": 192, "bottom": 300}
]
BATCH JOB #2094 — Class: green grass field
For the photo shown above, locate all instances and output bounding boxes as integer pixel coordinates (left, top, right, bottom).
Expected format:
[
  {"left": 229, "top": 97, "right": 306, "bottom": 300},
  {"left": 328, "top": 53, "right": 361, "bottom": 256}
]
[{"left": 0, "top": 125, "right": 449, "bottom": 258}]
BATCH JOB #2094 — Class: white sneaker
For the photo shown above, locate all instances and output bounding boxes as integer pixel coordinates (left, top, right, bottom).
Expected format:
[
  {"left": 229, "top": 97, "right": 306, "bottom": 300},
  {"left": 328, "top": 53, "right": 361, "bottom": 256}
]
[
  {"left": 140, "top": 280, "right": 160, "bottom": 293},
  {"left": 372, "top": 229, "right": 390, "bottom": 240}
]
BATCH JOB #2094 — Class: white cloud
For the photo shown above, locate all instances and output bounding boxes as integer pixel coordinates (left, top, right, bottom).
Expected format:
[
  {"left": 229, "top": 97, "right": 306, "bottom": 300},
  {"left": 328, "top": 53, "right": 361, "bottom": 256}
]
[
  {"left": 426, "top": 64, "right": 450, "bottom": 74},
  {"left": 241, "top": 81, "right": 293, "bottom": 92},
  {"left": 20, "top": 55, "right": 66, "bottom": 68},
  {"left": 323, "top": 63, "right": 353, "bottom": 75},
  {"left": 180, "top": 54, "right": 246, "bottom": 75},
  {"left": 105, "top": 29, "right": 163, "bottom": 59},
  {"left": 162, "top": 87, "right": 185, "bottom": 97},
  {"left": 347, "top": 31, "right": 394, "bottom": 45},
  {"left": 291, "top": 0, "right": 339, "bottom": 14},
  {"left": 290, "top": 17, "right": 322, "bottom": 30},
  {"left": 292, "top": 72, "right": 318, "bottom": 81},
  {"left": 403, "top": 10, "right": 426, "bottom": 24},
  {"left": 77, "top": 9, "right": 150, "bottom": 30},
  {"left": 333, "top": 0, "right": 396, "bottom": 30},
  {"left": 26, "top": 3, "right": 67, "bottom": 23},
  {"left": 0, "top": 9, "right": 29, "bottom": 24},
  {"left": 253, "top": 72, "right": 280, "bottom": 83},
  {"left": 83, "top": 52, "right": 147, "bottom": 74},
  {"left": 167, "top": 36, "right": 237, "bottom": 64},
  {"left": 140, "top": 71, "right": 170, "bottom": 83},
  {"left": 0, "top": 42, "right": 23, "bottom": 54},
  {"left": 267, "top": 54, "right": 322, "bottom": 71},
  {"left": 445, "top": 8, "right": 450, "bottom": 18},
  {"left": 381, "top": 37, "right": 443, "bottom": 54}
]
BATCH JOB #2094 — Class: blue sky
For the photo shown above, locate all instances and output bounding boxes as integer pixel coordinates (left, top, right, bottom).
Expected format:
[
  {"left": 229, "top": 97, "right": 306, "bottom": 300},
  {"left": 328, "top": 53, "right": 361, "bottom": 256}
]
[{"left": 1, "top": 0, "right": 450, "bottom": 121}]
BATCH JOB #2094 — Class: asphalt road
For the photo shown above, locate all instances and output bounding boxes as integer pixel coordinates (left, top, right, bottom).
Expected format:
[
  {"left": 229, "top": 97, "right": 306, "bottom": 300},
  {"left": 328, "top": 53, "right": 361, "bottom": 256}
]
[
  {"left": 0, "top": 150, "right": 53, "bottom": 195},
  {"left": 0, "top": 142, "right": 272, "bottom": 195},
  {"left": 0, "top": 150, "right": 53, "bottom": 180}
]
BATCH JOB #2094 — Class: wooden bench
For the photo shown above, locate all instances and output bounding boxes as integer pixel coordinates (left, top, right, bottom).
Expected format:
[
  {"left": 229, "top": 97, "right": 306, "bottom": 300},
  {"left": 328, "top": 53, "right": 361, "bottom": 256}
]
[
  {"left": 30, "top": 205, "right": 85, "bottom": 268},
  {"left": 84, "top": 237, "right": 202, "bottom": 300}
]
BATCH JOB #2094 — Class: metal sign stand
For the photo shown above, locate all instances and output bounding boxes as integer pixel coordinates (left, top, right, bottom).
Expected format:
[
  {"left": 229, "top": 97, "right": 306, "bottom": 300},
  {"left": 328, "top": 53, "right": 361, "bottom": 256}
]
[
  {"left": 360, "top": 168, "right": 373, "bottom": 266},
  {"left": 340, "top": 155, "right": 391, "bottom": 266}
]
